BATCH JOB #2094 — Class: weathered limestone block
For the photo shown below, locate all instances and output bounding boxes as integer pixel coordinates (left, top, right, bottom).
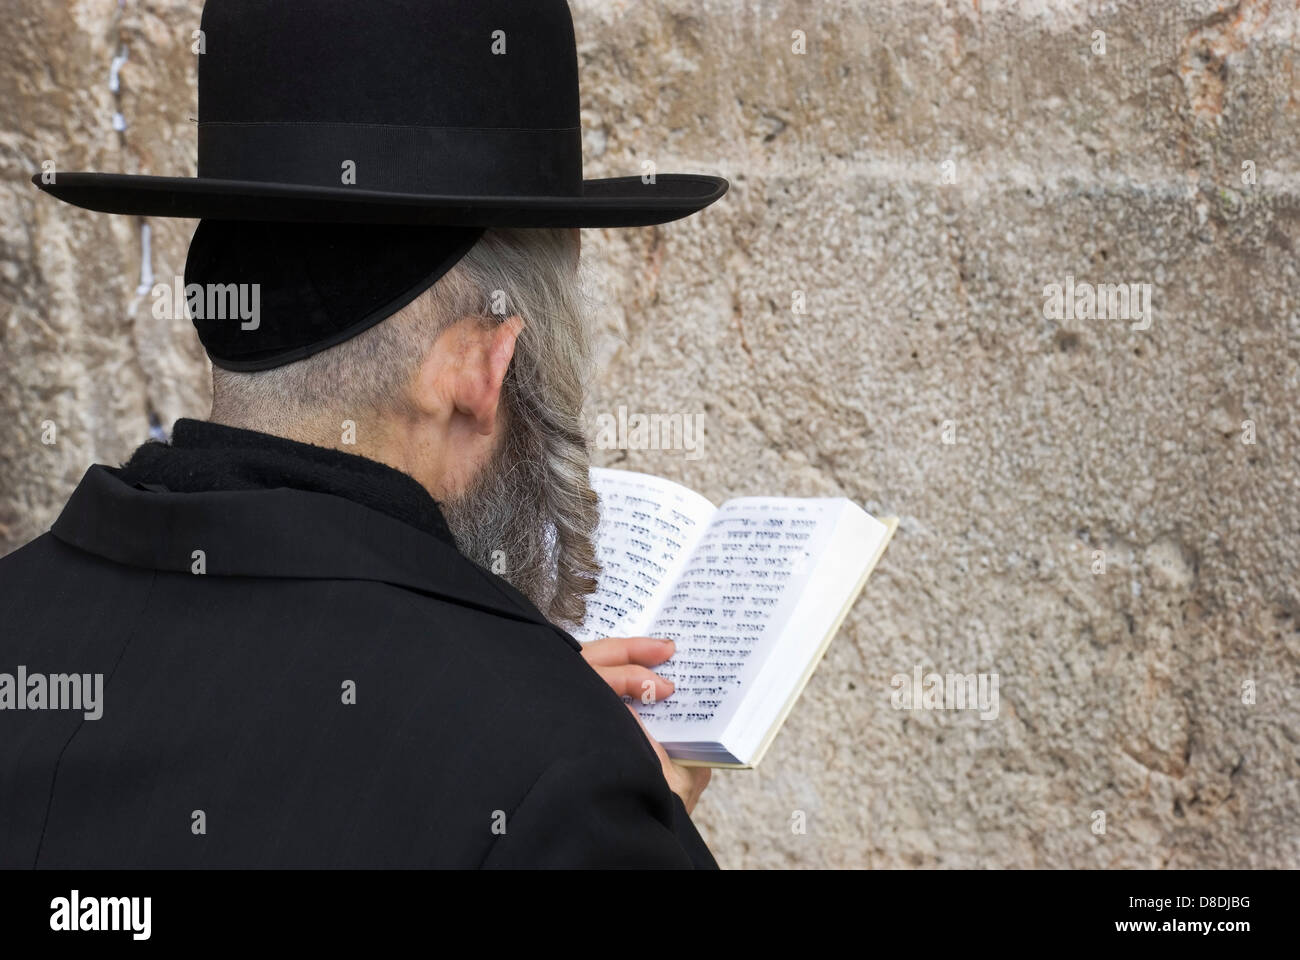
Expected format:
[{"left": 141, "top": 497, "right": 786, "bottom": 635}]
[{"left": 2, "top": 0, "right": 1296, "bottom": 868}]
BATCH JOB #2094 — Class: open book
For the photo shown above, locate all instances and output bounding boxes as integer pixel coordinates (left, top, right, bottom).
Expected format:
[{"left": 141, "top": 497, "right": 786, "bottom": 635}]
[{"left": 574, "top": 468, "right": 896, "bottom": 768}]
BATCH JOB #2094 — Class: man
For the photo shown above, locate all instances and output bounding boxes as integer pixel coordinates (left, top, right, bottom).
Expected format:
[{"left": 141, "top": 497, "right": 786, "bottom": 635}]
[{"left": 2, "top": 0, "right": 727, "bottom": 866}]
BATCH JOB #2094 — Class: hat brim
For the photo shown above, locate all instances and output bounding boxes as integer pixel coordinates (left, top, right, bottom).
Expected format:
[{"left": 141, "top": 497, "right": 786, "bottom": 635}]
[{"left": 31, "top": 172, "right": 728, "bottom": 227}]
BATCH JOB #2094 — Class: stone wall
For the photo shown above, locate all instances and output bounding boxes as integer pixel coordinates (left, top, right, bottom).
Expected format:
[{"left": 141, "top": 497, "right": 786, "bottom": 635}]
[{"left": 2, "top": 0, "right": 1297, "bottom": 868}]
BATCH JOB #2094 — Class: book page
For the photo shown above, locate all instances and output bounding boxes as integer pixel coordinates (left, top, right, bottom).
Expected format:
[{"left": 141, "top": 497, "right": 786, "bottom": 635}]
[
  {"left": 634, "top": 497, "right": 841, "bottom": 741},
  {"left": 721, "top": 507, "right": 891, "bottom": 766},
  {"left": 570, "top": 468, "right": 717, "bottom": 644}
]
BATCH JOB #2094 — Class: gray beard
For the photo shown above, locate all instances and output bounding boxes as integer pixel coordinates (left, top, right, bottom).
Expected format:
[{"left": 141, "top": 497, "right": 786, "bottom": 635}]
[{"left": 439, "top": 414, "right": 559, "bottom": 620}]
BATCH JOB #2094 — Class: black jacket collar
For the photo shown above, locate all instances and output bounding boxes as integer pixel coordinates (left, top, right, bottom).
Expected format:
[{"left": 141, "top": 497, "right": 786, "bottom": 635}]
[
  {"left": 49, "top": 420, "right": 580, "bottom": 652},
  {"left": 121, "top": 418, "right": 457, "bottom": 545}
]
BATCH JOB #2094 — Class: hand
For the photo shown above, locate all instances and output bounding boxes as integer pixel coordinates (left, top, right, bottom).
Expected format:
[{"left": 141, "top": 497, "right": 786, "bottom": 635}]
[
  {"left": 580, "top": 635, "right": 677, "bottom": 704},
  {"left": 624, "top": 704, "right": 712, "bottom": 815},
  {"left": 577, "top": 635, "right": 712, "bottom": 814}
]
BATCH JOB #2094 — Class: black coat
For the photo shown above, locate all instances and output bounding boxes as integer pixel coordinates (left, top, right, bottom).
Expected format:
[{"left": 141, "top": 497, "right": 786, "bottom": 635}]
[{"left": 0, "top": 422, "right": 716, "bottom": 868}]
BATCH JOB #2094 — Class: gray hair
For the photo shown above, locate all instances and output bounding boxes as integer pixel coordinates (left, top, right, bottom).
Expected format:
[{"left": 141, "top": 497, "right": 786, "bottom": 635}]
[{"left": 210, "top": 228, "right": 600, "bottom": 626}]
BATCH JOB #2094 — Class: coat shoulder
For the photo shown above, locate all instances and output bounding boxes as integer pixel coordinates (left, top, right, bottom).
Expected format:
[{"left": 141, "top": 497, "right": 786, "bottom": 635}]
[{"left": 365, "top": 578, "right": 642, "bottom": 751}]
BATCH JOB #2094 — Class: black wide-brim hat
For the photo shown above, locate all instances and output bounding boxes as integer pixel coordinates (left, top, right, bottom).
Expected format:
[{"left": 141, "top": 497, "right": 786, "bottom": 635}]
[{"left": 32, "top": 0, "right": 728, "bottom": 227}]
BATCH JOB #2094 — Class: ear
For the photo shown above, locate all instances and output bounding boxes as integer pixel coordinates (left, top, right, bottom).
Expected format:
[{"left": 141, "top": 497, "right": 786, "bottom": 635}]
[{"left": 414, "top": 314, "right": 523, "bottom": 436}]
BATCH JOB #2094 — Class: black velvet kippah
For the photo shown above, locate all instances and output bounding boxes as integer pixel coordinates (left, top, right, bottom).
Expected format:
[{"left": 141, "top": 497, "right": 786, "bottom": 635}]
[{"left": 184, "top": 220, "right": 484, "bottom": 371}]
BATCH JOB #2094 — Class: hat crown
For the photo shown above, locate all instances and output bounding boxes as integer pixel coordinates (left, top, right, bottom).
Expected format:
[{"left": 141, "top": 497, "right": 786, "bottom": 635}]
[
  {"left": 198, "top": 0, "right": 579, "bottom": 129},
  {"left": 196, "top": 0, "right": 583, "bottom": 195}
]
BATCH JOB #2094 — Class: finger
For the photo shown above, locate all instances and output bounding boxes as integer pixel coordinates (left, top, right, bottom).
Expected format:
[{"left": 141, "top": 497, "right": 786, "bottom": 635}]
[
  {"left": 691, "top": 765, "right": 712, "bottom": 808},
  {"left": 580, "top": 635, "right": 676, "bottom": 668},
  {"left": 624, "top": 703, "right": 671, "bottom": 765},
  {"left": 692, "top": 765, "right": 713, "bottom": 793},
  {"left": 669, "top": 760, "right": 710, "bottom": 785},
  {"left": 626, "top": 706, "right": 697, "bottom": 807},
  {"left": 598, "top": 664, "right": 675, "bottom": 702},
  {"left": 676, "top": 762, "right": 712, "bottom": 808}
]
